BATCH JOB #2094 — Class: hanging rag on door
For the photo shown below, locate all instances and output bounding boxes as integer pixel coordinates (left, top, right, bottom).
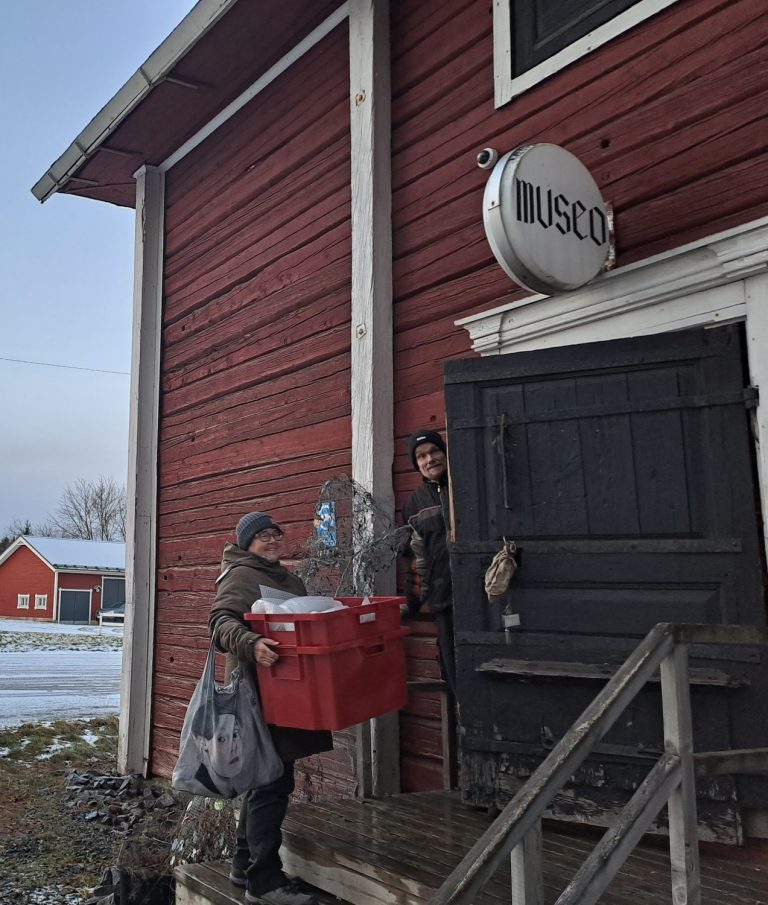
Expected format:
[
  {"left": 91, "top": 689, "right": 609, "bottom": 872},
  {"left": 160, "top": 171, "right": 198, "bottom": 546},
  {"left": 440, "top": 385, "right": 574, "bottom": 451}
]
[{"left": 484, "top": 540, "right": 519, "bottom": 603}]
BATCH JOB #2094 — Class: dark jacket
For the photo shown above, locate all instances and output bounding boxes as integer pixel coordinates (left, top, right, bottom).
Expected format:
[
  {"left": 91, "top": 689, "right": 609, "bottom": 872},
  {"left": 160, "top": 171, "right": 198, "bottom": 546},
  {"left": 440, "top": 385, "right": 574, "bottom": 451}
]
[
  {"left": 402, "top": 477, "right": 452, "bottom": 614},
  {"left": 208, "top": 543, "right": 333, "bottom": 762}
]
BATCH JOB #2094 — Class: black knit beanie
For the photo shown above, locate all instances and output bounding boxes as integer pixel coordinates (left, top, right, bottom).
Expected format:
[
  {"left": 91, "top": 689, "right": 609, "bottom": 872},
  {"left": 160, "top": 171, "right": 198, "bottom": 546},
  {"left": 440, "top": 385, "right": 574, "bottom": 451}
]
[
  {"left": 407, "top": 429, "right": 446, "bottom": 470},
  {"left": 236, "top": 511, "right": 282, "bottom": 550}
]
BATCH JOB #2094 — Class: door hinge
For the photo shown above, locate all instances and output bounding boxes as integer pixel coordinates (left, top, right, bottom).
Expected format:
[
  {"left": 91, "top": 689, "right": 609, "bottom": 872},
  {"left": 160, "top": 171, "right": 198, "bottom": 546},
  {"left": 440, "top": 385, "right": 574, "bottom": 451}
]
[{"left": 744, "top": 386, "right": 759, "bottom": 409}]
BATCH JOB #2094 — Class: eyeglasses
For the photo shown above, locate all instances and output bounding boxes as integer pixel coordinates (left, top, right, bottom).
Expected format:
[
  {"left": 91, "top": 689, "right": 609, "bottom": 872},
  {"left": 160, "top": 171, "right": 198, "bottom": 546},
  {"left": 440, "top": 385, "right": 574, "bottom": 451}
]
[{"left": 254, "top": 529, "right": 283, "bottom": 542}]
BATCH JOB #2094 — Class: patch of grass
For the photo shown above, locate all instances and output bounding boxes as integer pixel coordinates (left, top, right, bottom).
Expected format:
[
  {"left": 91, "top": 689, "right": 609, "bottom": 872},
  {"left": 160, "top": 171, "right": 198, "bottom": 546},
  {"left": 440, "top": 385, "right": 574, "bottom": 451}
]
[
  {"left": 0, "top": 717, "right": 123, "bottom": 902},
  {"left": 0, "top": 716, "right": 119, "bottom": 762}
]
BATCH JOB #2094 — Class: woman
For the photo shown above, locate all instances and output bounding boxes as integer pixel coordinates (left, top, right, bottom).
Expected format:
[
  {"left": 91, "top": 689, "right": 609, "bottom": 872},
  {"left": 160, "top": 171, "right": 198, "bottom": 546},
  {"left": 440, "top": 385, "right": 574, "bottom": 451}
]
[{"left": 209, "top": 510, "right": 332, "bottom": 905}]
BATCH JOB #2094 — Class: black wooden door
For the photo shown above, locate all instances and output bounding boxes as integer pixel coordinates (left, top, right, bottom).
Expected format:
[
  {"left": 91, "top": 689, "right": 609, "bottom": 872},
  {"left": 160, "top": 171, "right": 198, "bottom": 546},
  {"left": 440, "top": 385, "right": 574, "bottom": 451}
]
[{"left": 445, "top": 325, "right": 767, "bottom": 842}]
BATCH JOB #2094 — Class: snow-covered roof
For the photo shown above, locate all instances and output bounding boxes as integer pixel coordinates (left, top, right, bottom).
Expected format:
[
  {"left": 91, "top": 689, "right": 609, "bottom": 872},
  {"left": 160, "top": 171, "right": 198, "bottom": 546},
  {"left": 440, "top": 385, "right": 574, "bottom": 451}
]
[{"left": 7, "top": 536, "right": 125, "bottom": 572}]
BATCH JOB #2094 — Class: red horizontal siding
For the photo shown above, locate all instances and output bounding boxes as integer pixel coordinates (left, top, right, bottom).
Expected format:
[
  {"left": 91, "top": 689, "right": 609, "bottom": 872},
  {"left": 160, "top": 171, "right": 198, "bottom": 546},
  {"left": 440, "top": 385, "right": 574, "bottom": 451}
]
[
  {"left": 389, "top": 0, "right": 768, "bottom": 494},
  {"left": 146, "top": 0, "right": 768, "bottom": 796},
  {"left": 0, "top": 547, "right": 54, "bottom": 619},
  {"left": 150, "top": 23, "right": 352, "bottom": 797},
  {"left": 389, "top": 0, "right": 768, "bottom": 789}
]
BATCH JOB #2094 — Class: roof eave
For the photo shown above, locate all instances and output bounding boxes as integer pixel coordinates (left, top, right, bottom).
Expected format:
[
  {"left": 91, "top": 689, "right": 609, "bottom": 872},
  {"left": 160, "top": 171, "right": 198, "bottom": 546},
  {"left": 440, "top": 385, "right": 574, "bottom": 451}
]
[
  {"left": 31, "top": 0, "right": 240, "bottom": 204},
  {"left": 0, "top": 537, "right": 53, "bottom": 571},
  {"left": 54, "top": 566, "right": 126, "bottom": 574}
]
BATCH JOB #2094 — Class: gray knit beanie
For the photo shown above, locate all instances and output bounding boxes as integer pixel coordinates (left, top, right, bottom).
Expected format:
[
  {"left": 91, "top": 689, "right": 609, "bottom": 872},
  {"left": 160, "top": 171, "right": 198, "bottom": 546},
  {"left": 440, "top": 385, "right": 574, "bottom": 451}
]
[{"left": 236, "top": 511, "right": 282, "bottom": 550}]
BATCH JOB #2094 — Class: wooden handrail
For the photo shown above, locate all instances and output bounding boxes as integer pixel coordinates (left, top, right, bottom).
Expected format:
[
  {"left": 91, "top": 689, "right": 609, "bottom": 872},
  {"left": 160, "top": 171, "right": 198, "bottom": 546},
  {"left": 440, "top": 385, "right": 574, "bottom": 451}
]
[
  {"left": 429, "top": 622, "right": 767, "bottom": 905},
  {"left": 556, "top": 753, "right": 682, "bottom": 905},
  {"left": 429, "top": 623, "right": 675, "bottom": 905}
]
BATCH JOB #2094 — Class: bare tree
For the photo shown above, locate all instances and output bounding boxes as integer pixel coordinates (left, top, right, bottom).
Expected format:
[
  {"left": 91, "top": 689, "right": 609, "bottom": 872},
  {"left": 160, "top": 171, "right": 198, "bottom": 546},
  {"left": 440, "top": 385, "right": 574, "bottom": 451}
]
[
  {"left": 6, "top": 517, "right": 33, "bottom": 537},
  {"left": 0, "top": 518, "right": 34, "bottom": 554},
  {"left": 51, "top": 476, "right": 127, "bottom": 541}
]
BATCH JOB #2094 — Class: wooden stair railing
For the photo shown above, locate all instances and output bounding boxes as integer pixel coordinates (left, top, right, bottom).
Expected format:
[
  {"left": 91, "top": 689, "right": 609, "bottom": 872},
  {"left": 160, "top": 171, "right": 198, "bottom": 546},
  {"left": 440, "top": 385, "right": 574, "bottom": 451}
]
[{"left": 429, "top": 623, "right": 768, "bottom": 905}]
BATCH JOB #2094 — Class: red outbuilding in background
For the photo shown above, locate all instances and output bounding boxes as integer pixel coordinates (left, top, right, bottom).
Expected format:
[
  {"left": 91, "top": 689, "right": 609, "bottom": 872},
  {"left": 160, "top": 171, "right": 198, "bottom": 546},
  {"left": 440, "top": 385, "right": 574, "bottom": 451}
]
[{"left": 0, "top": 536, "right": 125, "bottom": 623}]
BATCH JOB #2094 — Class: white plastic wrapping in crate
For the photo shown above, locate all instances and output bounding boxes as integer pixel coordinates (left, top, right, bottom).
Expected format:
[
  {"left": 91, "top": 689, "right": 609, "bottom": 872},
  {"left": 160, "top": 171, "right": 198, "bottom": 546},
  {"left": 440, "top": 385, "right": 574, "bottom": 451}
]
[{"left": 251, "top": 594, "right": 346, "bottom": 631}]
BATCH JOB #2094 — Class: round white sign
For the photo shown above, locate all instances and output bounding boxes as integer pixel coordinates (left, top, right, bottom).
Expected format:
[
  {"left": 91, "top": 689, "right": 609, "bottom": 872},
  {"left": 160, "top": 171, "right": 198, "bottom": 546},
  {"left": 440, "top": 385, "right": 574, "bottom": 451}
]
[{"left": 483, "top": 143, "right": 610, "bottom": 295}]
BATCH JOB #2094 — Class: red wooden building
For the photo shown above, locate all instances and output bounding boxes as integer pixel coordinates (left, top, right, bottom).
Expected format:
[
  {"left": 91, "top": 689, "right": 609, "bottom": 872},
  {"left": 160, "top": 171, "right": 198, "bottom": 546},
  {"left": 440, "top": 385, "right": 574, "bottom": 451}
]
[
  {"left": 0, "top": 536, "right": 125, "bottom": 623},
  {"left": 33, "top": 0, "right": 768, "bottom": 839}
]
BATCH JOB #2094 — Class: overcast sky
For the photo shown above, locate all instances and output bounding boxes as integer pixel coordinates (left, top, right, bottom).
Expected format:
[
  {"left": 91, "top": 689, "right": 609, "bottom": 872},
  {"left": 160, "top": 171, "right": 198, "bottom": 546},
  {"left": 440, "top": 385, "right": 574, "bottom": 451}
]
[{"left": 0, "top": 1, "right": 197, "bottom": 534}]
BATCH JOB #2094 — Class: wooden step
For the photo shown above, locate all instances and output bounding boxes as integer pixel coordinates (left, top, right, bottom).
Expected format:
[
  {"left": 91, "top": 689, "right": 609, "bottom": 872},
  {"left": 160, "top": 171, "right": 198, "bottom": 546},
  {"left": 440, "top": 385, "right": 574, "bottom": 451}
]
[
  {"left": 175, "top": 860, "right": 347, "bottom": 905},
  {"left": 174, "top": 791, "right": 768, "bottom": 905}
]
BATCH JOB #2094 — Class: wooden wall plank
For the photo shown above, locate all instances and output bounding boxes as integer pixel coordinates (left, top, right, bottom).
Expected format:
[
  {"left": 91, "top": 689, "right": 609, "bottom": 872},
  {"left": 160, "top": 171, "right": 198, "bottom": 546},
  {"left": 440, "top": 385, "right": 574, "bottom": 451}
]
[{"left": 150, "top": 25, "right": 354, "bottom": 799}]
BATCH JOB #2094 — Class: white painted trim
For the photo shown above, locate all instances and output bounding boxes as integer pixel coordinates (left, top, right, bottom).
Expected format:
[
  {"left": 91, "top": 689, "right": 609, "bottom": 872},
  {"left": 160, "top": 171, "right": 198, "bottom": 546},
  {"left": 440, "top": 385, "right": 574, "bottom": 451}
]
[
  {"left": 744, "top": 271, "right": 768, "bottom": 567},
  {"left": 458, "top": 216, "right": 768, "bottom": 355},
  {"left": 0, "top": 536, "right": 53, "bottom": 570},
  {"left": 101, "top": 574, "right": 125, "bottom": 598},
  {"left": 494, "top": 0, "right": 681, "bottom": 108},
  {"left": 349, "top": 0, "right": 393, "bottom": 505},
  {"left": 17, "top": 594, "right": 30, "bottom": 610},
  {"left": 161, "top": 3, "right": 350, "bottom": 171},
  {"left": 119, "top": 165, "right": 165, "bottom": 777},
  {"left": 349, "top": 0, "right": 398, "bottom": 798}
]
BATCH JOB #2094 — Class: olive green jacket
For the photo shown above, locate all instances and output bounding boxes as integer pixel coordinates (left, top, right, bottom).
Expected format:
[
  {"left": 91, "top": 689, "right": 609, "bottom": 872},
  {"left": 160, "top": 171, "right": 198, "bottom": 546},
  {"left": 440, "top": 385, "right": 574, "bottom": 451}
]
[{"left": 208, "top": 543, "right": 333, "bottom": 762}]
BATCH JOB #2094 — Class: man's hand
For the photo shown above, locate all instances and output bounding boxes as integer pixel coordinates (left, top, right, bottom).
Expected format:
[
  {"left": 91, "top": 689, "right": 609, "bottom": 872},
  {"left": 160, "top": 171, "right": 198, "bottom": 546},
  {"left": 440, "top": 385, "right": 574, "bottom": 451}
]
[
  {"left": 404, "top": 596, "right": 423, "bottom": 618},
  {"left": 254, "top": 637, "right": 280, "bottom": 667}
]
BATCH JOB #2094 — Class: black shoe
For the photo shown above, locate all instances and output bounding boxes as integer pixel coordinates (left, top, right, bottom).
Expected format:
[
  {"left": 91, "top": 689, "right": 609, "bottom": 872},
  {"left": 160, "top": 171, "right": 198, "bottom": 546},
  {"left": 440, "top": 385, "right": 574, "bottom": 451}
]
[
  {"left": 229, "top": 864, "right": 247, "bottom": 887},
  {"left": 245, "top": 880, "right": 318, "bottom": 905}
]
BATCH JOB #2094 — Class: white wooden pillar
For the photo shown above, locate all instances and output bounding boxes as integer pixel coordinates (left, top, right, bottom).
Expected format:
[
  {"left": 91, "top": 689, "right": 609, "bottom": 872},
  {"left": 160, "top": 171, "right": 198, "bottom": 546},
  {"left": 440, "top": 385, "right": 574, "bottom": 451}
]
[
  {"left": 511, "top": 820, "right": 544, "bottom": 905},
  {"left": 745, "top": 271, "right": 768, "bottom": 565},
  {"left": 119, "top": 164, "right": 165, "bottom": 775},
  {"left": 660, "top": 643, "right": 701, "bottom": 905},
  {"left": 349, "top": 0, "right": 397, "bottom": 797}
]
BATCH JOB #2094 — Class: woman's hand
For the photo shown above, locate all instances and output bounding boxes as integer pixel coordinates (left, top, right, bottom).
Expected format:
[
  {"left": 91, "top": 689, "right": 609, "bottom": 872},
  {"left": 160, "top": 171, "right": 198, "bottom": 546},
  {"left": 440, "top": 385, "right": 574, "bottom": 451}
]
[{"left": 253, "top": 636, "right": 280, "bottom": 667}]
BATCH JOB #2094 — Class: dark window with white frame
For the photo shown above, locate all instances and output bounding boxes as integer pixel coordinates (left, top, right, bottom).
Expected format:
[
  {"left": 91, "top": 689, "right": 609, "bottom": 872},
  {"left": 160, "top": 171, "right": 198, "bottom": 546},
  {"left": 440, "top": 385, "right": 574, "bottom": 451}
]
[
  {"left": 34, "top": 594, "right": 48, "bottom": 610},
  {"left": 101, "top": 576, "right": 125, "bottom": 608},
  {"left": 17, "top": 594, "right": 30, "bottom": 610},
  {"left": 494, "top": 0, "right": 680, "bottom": 107}
]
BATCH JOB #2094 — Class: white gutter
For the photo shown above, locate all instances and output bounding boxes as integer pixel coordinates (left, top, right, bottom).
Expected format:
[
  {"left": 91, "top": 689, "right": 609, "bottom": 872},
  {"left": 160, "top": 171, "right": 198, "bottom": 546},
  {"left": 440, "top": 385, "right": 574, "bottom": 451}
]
[{"left": 31, "top": 0, "right": 240, "bottom": 203}]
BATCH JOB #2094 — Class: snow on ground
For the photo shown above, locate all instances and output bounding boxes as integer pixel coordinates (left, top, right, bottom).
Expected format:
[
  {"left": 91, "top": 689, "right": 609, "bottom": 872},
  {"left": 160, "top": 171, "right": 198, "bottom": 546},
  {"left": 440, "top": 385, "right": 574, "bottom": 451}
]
[
  {"left": 0, "top": 617, "right": 123, "bottom": 652},
  {"left": 0, "top": 618, "right": 122, "bottom": 728},
  {"left": 0, "top": 617, "right": 123, "bottom": 635}
]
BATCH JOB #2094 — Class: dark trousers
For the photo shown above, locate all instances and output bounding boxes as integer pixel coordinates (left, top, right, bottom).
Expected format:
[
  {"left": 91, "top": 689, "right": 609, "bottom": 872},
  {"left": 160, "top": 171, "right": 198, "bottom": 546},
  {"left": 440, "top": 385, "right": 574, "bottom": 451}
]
[
  {"left": 436, "top": 607, "right": 457, "bottom": 697},
  {"left": 235, "top": 760, "right": 295, "bottom": 895}
]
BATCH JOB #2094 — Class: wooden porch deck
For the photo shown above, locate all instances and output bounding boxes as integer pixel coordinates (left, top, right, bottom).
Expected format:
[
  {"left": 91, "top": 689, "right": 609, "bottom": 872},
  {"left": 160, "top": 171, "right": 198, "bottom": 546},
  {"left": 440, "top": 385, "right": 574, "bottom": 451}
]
[{"left": 175, "top": 791, "right": 768, "bottom": 905}]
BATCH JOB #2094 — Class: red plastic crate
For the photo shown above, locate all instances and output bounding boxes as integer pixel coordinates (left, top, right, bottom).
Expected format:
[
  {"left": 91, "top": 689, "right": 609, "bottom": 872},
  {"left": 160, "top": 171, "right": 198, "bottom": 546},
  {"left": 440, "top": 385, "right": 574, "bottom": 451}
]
[{"left": 245, "top": 596, "right": 409, "bottom": 731}]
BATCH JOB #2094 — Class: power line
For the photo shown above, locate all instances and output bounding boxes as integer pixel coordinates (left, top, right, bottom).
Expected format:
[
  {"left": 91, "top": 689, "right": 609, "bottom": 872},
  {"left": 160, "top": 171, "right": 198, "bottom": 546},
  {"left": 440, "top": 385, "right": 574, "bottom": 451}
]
[{"left": 0, "top": 356, "right": 130, "bottom": 376}]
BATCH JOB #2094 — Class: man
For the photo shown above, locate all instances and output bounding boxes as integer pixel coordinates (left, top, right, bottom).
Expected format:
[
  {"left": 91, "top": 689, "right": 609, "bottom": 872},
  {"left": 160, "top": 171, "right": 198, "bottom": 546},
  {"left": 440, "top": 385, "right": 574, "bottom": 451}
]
[
  {"left": 209, "top": 510, "right": 332, "bottom": 905},
  {"left": 402, "top": 429, "right": 456, "bottom": 695}
]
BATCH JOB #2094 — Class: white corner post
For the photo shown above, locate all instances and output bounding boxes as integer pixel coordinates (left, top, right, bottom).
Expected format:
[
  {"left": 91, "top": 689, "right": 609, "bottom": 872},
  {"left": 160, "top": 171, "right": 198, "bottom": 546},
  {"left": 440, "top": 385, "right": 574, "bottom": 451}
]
[
  {"left": 119, "top": 164, "right": 165, "bottom": 775},
  {"left": 349, "top": 0, "right": 397, "bottom": 797},
  {"left": 745, "top": 271, "right": 768, "bottom": 566}
]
